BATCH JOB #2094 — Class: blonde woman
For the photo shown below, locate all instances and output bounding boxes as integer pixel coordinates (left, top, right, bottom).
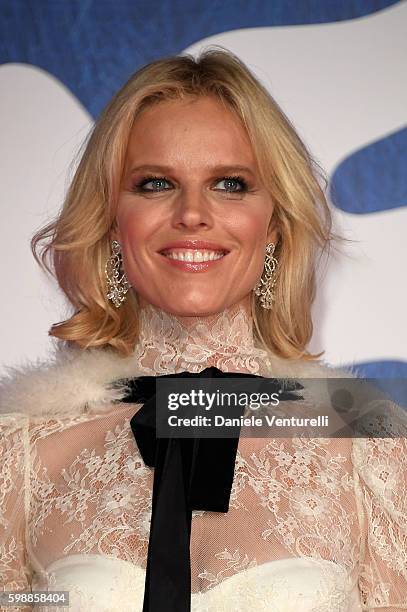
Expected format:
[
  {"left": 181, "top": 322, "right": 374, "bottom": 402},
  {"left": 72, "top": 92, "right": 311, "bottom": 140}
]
[{"left": 0, "top": 48, "right": 406, "bottom": 612}]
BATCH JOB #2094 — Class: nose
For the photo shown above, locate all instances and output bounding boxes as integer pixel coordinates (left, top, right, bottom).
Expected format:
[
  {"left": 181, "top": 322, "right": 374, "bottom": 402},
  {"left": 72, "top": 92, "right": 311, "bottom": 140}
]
[{"left": 170, "top": 186, "right": 213, "bottom": 231}]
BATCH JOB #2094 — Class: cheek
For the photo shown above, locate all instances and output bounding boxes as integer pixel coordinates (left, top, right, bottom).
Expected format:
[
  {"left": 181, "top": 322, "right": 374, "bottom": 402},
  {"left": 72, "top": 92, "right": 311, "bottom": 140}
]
[
  {"left": 232, "top": 208, "right": 271, "bottom": 251},
  {"left": 116, "top": 203, "right": 156, "bottom": 253},
  {"left": 232, "top": 209, "right": 273, "bottom": 283}
]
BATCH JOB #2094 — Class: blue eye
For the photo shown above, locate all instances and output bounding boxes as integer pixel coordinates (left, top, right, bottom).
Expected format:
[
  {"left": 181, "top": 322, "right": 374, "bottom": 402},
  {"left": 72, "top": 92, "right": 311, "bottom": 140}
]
[
  {"left": 215, "top": 176, "right": 248, "bottom": 193},
  {"left": 134, "top": 176, "right": 171, "bottom": 192},
  {"left": 132, "top": 174, "right": 249, "bottom": 194}
]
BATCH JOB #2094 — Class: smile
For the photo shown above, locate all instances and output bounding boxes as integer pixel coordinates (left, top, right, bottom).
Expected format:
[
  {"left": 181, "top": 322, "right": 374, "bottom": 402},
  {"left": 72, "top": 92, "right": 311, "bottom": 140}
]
[
  {"left": 158, "top": 248, "right": 229, "bottom": 272},
  {"left": 161, "top": 249, "right": 226, "bottom": 262}
]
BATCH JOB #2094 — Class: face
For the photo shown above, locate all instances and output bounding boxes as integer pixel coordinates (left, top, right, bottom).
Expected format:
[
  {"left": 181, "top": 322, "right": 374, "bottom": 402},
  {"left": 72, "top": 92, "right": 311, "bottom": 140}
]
[{"left": 113, "top": 96, "right": 278, "bottom": 317}]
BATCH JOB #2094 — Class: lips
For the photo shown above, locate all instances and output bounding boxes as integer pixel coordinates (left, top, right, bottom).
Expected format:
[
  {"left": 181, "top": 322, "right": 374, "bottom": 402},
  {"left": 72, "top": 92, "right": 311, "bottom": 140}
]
[
  {"left": 156, "top": 239, "right": 230, "bottom": 272},
  {"left": 160, "top": 255, "right": 226, "bottom": 271},
  {"left": 158, "top": 239, "right": 230, "bottom": 253}
]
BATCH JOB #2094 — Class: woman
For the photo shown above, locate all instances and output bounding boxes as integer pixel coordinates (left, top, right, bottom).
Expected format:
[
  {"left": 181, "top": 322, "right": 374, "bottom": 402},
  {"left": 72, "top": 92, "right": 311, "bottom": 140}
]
[{"left": 0, "top": 48, "right": 406, "bottom": 611}]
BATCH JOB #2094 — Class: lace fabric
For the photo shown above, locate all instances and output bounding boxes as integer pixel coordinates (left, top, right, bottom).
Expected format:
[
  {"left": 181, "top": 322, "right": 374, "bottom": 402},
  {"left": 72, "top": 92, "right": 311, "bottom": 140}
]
[
  {"left": 132, "top": 301, "right": 272, "bottom": 376},
  {"left": 1, "top": 303, "right": 406, "bottom": 611}
]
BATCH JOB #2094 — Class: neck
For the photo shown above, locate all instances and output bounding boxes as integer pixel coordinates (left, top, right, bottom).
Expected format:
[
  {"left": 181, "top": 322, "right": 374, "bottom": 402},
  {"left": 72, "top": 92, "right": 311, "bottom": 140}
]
[{"left": 133, "top": 296, "right": 268, "bottom": 375}]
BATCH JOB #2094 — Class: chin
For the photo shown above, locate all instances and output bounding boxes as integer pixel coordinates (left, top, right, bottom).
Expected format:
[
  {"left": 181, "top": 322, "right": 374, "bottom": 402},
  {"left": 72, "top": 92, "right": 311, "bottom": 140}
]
[{"left": 157, "top": 297, "right": 228, "bottom": 317}]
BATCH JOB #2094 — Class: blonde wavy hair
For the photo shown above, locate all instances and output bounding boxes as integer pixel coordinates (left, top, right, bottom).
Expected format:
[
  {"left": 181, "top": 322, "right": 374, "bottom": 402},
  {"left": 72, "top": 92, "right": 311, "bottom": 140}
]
[{"left": 31, "top": 46, "right": 341, "bottom": 361}]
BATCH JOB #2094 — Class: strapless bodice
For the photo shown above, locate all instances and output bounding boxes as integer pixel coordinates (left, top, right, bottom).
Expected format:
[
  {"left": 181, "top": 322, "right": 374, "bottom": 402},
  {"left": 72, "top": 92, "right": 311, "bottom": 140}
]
[{"left": 32, "top": 553, "right": 363, "bottom": 611}]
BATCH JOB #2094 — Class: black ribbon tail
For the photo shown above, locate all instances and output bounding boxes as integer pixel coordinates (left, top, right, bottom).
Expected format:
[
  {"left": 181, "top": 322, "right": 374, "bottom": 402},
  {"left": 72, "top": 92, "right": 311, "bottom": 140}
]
[
  {"left": 123, "top": 368, "right": 305, "bottom": 612},
  {"left": 141, "top": 437, "right": 195, "bottom": 612},
  {"left": 189, "top": 435, "right": 241, "bottom": 512}
]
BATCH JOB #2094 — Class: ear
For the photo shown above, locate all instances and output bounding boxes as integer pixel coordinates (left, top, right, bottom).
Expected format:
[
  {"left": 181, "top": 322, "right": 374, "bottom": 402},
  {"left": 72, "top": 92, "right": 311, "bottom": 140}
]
[
  {"left": 109, "top": 220, "right": 121, "bottom": 244},
  {"left": 266, "top": 216, "right": 280, "bottom": 246}
]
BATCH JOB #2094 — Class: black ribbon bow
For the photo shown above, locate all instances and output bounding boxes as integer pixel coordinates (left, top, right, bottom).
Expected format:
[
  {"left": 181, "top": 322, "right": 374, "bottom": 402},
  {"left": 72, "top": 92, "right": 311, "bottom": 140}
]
[{"left": 119, "top": 366, "right": 303, "bottom": 612}]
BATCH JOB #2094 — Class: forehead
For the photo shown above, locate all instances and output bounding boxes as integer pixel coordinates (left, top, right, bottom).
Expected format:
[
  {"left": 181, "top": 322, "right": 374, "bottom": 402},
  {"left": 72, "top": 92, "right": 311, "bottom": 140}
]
[{"left": 125, "top": 96, "right": 255, "bottom": 168}]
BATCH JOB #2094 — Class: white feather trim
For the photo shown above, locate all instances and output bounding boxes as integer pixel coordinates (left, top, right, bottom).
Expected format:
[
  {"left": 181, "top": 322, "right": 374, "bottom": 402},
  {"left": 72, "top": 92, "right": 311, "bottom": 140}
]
[{"left": 0, "top": 343, "right": 357, "bottom": 418}]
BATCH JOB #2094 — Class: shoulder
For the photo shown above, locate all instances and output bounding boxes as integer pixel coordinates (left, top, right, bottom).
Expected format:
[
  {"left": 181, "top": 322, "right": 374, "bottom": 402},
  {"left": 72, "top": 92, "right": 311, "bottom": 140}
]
[
  {"left": 0, "top": 343, "right": 143, "bottom": 418},
  {"left": 263, "top": 349, "right": 359, "bottom": 379}
]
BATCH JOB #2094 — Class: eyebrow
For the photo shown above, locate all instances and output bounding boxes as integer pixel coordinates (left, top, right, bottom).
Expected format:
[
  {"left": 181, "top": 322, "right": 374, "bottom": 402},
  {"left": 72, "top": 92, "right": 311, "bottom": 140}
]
[{"left": 128, "top": 164, "right": 256, "bottom": 177}]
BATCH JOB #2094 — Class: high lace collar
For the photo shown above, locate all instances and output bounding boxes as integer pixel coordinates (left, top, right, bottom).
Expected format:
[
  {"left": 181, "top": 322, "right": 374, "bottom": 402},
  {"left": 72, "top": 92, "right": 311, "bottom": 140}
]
[{"left": 132, "top": 301, "right": 271, "bottom": 376}]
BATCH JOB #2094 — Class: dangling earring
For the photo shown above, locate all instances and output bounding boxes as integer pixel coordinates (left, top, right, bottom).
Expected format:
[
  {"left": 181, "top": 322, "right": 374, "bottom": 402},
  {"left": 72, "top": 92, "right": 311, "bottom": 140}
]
[
  {"left": 105, "top": 240, "right": 131, "bottom": 308},
  {"left": 254, "top": 242, "right": 278, "bottom": 309}
]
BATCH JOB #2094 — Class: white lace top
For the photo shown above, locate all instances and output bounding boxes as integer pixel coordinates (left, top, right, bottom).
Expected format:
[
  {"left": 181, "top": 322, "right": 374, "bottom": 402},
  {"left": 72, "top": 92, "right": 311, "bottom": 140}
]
[{"left": 1, "top": 303, "right": 406, "bottom": 611}]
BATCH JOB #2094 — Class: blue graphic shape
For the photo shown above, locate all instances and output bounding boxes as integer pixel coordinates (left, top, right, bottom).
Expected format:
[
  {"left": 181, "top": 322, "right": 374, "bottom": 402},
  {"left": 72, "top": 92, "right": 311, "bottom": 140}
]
[
  {"left": 348, "top": 359, "right": 407, "bottom": 378},
  {"left": 329, "top": 127, "right": 407, "bottom": 213},
  {"left": 343, "top": 360, "right": 407, "bottom": 408},
  {"left": 0, "top": 0, "right": 401, "bottom": 117}
]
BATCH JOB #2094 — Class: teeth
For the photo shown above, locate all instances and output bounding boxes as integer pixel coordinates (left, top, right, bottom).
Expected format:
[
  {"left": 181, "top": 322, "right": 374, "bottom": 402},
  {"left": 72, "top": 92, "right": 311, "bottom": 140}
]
[{"left": 163, "top": 250, "right": 225, "bottom": 263}]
